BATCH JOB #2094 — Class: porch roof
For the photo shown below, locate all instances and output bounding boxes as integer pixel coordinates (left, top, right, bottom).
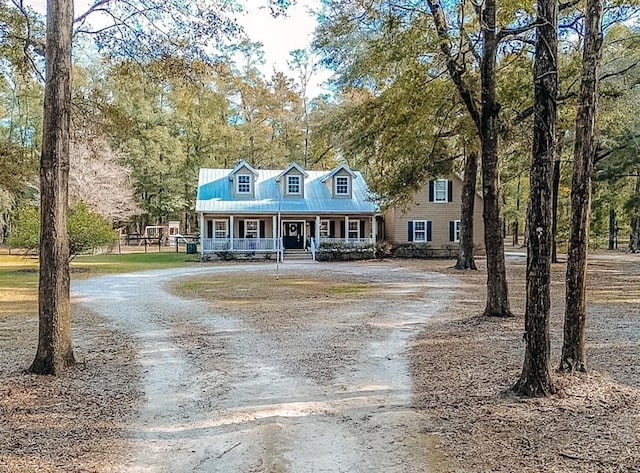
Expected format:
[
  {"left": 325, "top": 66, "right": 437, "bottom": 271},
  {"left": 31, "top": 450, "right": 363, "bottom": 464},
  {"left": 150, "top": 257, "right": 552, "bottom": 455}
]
[{"left": 196, "top": 168, "right": 380, "bottom": 215}]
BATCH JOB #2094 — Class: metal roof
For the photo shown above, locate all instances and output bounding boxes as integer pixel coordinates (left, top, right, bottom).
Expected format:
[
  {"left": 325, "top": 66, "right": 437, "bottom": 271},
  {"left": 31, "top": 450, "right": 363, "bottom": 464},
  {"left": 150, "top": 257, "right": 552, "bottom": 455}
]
[{"left": 196, "top": 168, "right": 380, "bottom": 215}]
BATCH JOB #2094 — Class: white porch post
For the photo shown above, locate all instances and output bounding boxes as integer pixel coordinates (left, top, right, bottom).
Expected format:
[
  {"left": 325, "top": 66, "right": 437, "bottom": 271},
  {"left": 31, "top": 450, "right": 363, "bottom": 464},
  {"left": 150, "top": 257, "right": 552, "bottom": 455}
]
[
  {"left": 315, "top": 215, "right": 320, "bottom": 243},
  {"left": 229, "top": 215, "right": 234, "bottom": 251},
  {"left": 371, "top": 216, "right": 377, "bottom": 244},
  {"left": 344, "top": 216, "right": 349, "bottom": 243},
  {"left": 272, "top": 215, "right": 277, "bottom": 250},
  {"left": 199, "top": 212, "right": 205, "bottom": 258}
]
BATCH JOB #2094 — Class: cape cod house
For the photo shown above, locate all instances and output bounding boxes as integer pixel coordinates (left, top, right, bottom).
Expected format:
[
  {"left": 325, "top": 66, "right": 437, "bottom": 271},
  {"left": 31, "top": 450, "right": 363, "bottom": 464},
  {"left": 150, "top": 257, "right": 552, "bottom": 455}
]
[
  {"left": 383, "top": 175, "right": 485, "bottom": 255},
  {"left": 196, "top": 161, "right": 380, "bottom": 260}
]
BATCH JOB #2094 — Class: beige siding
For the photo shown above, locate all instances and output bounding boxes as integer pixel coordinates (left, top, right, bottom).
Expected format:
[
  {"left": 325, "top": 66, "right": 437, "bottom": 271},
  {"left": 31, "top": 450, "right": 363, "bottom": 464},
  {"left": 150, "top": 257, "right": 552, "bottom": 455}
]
[{"left": 383, "top": 176, "right": 485, "bottom": 249}]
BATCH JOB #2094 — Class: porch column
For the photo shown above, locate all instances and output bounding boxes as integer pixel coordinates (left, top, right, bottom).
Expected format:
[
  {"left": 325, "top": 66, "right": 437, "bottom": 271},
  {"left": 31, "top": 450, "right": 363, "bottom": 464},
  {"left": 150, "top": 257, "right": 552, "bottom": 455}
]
[
  {"left": 371, "top": 216, "right": 377, "bottom": 244},
  {"left": 199, "top": 213, "right": 205, "bottom": 258},
  {"left": 344, "top": 215, "right": 349, "bottom": 243},
  {"left": 272, "top": 215, "right": 277, "bottom": 250},
  {"left": 229, "top": 215, "right": 234, "bottom": 251},
  {"left": 315, "top": 215, "right": 320, "bottom": 244}
]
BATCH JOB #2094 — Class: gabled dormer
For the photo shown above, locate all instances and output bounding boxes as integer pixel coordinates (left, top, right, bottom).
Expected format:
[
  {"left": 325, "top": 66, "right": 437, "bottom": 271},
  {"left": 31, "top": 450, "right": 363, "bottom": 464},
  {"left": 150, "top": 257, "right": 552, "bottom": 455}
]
[
  {"left": 229, "top": 160, "right": 258, "bottom": 198},
  {"left": 321, "top": 164, "right": 357, "bottom": 199},
  {"left": 275, "top": 162, "right": 309, "bottom": 198}
]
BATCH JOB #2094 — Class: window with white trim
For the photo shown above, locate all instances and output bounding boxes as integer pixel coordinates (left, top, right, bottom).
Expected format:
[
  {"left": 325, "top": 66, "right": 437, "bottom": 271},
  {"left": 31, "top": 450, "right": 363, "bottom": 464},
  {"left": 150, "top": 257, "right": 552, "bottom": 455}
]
[
  {"left": 320, "top": 220, "right": 330, "bottom": 237},
  {"left": 434, "top": 179, "right": 448, "bottom": 202},
  {"left": 335, "top": 176, "right": 350, "bottom": 196},
  {"left": 287, "top": 174, "right": 301, "bottom": 194},
  {"left": 453, "top": 220, "right": 461, "bottom": 242},
  {"left": 214, "top": 220, "right": 228, "bottom": 238},
  {"left": 413, "top": 220, "right": 428, "bottom": 242},
  {"left": 244, "top": 219, "right": 259, "bottom": 238},
  {"left": 348, "top": 220, "right": 360, "bottom": 240},
  {"left": 236, "top": 174, "right": 252, "bottom": 194}
]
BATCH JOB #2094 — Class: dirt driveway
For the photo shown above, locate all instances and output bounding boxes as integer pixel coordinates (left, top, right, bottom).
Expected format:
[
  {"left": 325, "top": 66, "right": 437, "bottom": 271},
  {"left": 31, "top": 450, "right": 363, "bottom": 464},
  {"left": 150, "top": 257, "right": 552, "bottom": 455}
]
[{"left": 70, "top": 261, "right": 456, "bottom": 472}]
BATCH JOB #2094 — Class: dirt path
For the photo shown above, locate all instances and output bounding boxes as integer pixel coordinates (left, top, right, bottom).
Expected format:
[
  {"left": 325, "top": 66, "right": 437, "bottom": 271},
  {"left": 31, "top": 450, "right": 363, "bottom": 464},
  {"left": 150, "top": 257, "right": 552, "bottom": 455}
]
[{"left": 72, "top": 262, "right": 457, "bottom": 472}]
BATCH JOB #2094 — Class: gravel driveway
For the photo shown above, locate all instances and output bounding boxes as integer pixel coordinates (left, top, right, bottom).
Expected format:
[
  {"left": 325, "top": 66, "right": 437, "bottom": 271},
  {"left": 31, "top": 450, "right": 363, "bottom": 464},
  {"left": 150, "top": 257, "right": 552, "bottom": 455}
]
[{"left": 72, "top": 261, "right": 457, "bottom": 472}]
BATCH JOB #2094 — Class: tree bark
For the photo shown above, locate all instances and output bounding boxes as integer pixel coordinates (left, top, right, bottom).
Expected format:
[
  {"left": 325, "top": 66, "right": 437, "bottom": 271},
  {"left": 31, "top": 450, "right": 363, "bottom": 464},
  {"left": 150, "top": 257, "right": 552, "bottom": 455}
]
[
  {"left": 513, "top": 0, "right": 558, "bottom": 397},
  {"left": 608, "top": 206, "right": 616, "bottom": 250},
  {"left": 551, "top": 152, "right": 561, "bottom": 263},
  {"left": 456, "top": 151, "right": 478, "bottom": 270},
  {"left": 629, "top": 173, "right": 640, "bottom": 253},
  {"left": 559, "top": 0, "right": 603, "bottom": 373},
  {"left": 480, "top": 0, "right": 512, "bottom": 317},
  {"left": 30, "top": 0, "right": 75, "bottom": 375}
]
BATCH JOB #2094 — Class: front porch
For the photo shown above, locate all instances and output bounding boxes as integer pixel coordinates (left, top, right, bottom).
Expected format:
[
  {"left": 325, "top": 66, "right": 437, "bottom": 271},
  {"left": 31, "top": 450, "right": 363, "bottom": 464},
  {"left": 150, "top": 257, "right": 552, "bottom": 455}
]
[{"left": 199, "top": 214, "right": 379, "bottom": 261}]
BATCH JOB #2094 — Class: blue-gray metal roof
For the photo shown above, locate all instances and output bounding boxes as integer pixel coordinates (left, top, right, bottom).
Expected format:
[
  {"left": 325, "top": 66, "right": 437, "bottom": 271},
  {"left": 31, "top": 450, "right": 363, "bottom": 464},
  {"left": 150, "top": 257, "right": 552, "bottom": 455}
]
[{"left": 196, "top": 168, "right": 380, "bottom": 214}]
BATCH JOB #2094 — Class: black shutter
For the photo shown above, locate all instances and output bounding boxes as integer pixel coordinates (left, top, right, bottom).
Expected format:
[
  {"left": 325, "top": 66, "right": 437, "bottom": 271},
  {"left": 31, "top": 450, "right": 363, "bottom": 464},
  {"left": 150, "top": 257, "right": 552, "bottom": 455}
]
[
  {"left": 448, "top": 180, "right": 454, "bottom": 202},
  {"left": 340, "top": 221, "right": 346, "bottom": 238},
  {"left": 239, "top": 220, "right": 245, "bottom": 238},
  {"left": 206, "top": 220, "right": 213, "bottom": 239},
  {"left": 449, "top": 221, "right": 455, "bottom": 241},
  {"left": 428, "top": 181, "right": 434, "bottom": 202},
  {"left": 330, "top": 221, "right": 335, "bottom": 238},
  {"left": 360, "top": 220, "right": 365, "bottom": 238},
  {"left": 427, "top": 221, "right": 432, "bottom": 242},
  {"left": 259, "top": 220, "right": 266, "bottom": 238},
  {"left": 408, "top": 221, "right": 414, "bottom": 242},
  {"left": 310, "top": 221, "right": 315, "bottom": 240}
]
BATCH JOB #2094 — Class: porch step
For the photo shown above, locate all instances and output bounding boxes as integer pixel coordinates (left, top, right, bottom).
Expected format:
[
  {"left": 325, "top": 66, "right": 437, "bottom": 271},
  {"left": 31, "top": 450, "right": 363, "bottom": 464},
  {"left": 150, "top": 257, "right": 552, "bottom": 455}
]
[{"left": 283, "top": 249, "right": 314, "bottom": 262}]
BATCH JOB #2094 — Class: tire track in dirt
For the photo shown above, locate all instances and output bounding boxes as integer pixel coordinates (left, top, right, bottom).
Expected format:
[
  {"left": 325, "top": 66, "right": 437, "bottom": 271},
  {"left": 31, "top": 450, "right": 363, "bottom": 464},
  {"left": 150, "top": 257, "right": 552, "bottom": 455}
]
[{"left": 73, "top": 262, "right": 458, "bottom": 472}]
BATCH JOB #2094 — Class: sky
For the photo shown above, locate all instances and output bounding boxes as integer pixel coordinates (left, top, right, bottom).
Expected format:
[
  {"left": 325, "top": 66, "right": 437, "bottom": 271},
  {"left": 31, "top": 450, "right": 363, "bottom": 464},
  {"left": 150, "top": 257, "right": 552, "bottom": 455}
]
[{"left": 24, "top": 0, "right": 331, "bottom": 96}]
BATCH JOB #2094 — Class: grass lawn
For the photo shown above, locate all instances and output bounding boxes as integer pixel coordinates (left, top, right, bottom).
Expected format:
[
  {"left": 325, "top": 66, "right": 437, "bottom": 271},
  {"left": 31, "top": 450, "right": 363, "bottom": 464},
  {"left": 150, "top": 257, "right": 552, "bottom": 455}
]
[{"left": 0, "top": 251, "right": 201, "bottom": 316}]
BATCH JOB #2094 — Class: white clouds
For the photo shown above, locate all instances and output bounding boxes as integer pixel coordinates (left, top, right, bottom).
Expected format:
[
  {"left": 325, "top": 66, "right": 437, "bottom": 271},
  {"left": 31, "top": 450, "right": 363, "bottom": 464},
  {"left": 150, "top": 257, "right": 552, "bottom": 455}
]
[{"left": 236, "top": 0, "right": 331, "bottom": 96}]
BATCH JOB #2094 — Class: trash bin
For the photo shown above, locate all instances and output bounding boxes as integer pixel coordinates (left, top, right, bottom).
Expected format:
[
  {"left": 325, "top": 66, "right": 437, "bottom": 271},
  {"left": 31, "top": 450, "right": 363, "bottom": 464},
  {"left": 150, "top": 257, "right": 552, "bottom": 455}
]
[{"left": 186, "top": 242, "right": 197, "bottom": 254}]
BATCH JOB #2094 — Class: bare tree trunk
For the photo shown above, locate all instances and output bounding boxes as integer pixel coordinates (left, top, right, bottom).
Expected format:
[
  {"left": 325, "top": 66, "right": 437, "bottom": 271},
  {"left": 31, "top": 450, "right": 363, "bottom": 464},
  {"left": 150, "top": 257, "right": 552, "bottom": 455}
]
[
  {"left": 481, "top": 0, "right": 512, "bottom": 317},
  {"left": 30, "top": 0, "right": 75, "bottom": 375},
  {"left": 608, "top": 206, "right": 616, "bottom": 250},
  {"left": 426, "top": 0, "right": 511, "bottom": 316},
  {"left": 551, "top": 152, "right": 561, "bottom": 263},
  {"left": 559, "top": 0, "right": 603, "bottom": 373},
  {"left": 456, "top": 151, "right": 478, "bottom": 270},
  {"left": 513, "top": 0, "right": 557, "bottom": 397},
  {"left": 514, "top": 176, "right": 522, "bottom": 246},
  {"left": 629, "top": 173, "right": 640, "bottom": 253}
]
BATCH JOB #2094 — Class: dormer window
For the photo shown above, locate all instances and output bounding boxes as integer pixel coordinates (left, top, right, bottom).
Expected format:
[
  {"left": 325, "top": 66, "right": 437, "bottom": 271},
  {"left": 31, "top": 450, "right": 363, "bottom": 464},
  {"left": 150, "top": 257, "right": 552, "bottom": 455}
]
[
  {"left": 335, "top": 176, "right": 350, "bottom": 196},
  {"left": 237, "top": 174, "right": 252, "bottom": 194},
  {"left": 287, "top": 175, "right": 301, "bottom": 195}
]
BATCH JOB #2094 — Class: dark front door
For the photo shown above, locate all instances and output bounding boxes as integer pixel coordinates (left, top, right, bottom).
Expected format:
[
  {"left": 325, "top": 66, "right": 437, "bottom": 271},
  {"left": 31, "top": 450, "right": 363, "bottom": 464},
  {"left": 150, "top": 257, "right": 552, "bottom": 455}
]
[{"left": 283, "top": 222, "right": 304, "bottom": 249}]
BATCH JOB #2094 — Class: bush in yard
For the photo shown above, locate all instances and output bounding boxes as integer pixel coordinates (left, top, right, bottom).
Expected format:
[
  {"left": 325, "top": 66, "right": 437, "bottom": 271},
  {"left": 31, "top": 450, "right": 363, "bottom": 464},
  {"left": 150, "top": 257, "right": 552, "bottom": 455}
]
[
  {"left": 316, "top": 241, "right": 375, "bottom": 261},
  {"left": 8, "top": 202, "right": 118, "bottom": 259},
  {"left": 7, "top": 205, "right": 40, "bottom": 253}
]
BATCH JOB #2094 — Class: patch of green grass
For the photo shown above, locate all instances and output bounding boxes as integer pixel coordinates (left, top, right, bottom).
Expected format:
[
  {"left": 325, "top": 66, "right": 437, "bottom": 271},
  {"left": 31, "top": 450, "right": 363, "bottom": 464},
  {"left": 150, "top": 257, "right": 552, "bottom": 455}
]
[
  {"left": 328, "top": 284, "right": 370, "bottom": 295},
  {"left": 0, "top": 252, "right": 201, "bottom": 316},
  {"left": 72, "top": 252, "right": 201, "bottom": 275}
]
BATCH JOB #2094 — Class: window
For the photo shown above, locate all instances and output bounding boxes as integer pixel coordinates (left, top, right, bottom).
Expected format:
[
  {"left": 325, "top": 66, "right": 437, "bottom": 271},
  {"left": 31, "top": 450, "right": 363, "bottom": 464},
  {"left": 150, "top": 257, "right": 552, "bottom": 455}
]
[
  {"left": 214, "top": 220, "right": 228, "bottom": 238},
  {"left": 244, "top": 220, "right": 259, "bottom": 238},
  {"left": 434, "top": 179, "right": 448, "bottom": 202},
  {"left": 335, "top": 176, "right": 350, "bottom": 196},
  {"left": 409, "top": 220, "right": 431, "bottom": 242},
  {"left": 414, "top": 220, "right": 428, "bottom": 242},
  {"left": 348, "top": 220, "right": 360, "bottom": 240},
  {"left": 287, "top": 175, "right": 301, "bottom": 194},
  {"left": 320, "top": 220, "right": 330, "bottom": 237},
  {"left": 237, "top": 174, "right": 252, "bottom": 194},
  {"left": 451, "top": 220, "right": 461, "bottom": 242}
]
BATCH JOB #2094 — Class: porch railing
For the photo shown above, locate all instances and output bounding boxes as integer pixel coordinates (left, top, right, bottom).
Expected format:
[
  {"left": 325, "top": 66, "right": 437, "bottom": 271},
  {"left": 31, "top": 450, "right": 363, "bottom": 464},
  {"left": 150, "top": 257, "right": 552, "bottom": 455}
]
[{"left": 201, "top": 238, "right": 282, "bottom": 252}]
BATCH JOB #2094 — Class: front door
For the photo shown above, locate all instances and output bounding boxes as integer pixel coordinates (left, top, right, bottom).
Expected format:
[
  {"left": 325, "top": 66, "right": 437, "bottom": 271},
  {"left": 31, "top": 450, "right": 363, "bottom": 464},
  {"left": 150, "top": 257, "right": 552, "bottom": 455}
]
[{"left": 283, "top": 222, "right": 304, "bottom": 249}]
